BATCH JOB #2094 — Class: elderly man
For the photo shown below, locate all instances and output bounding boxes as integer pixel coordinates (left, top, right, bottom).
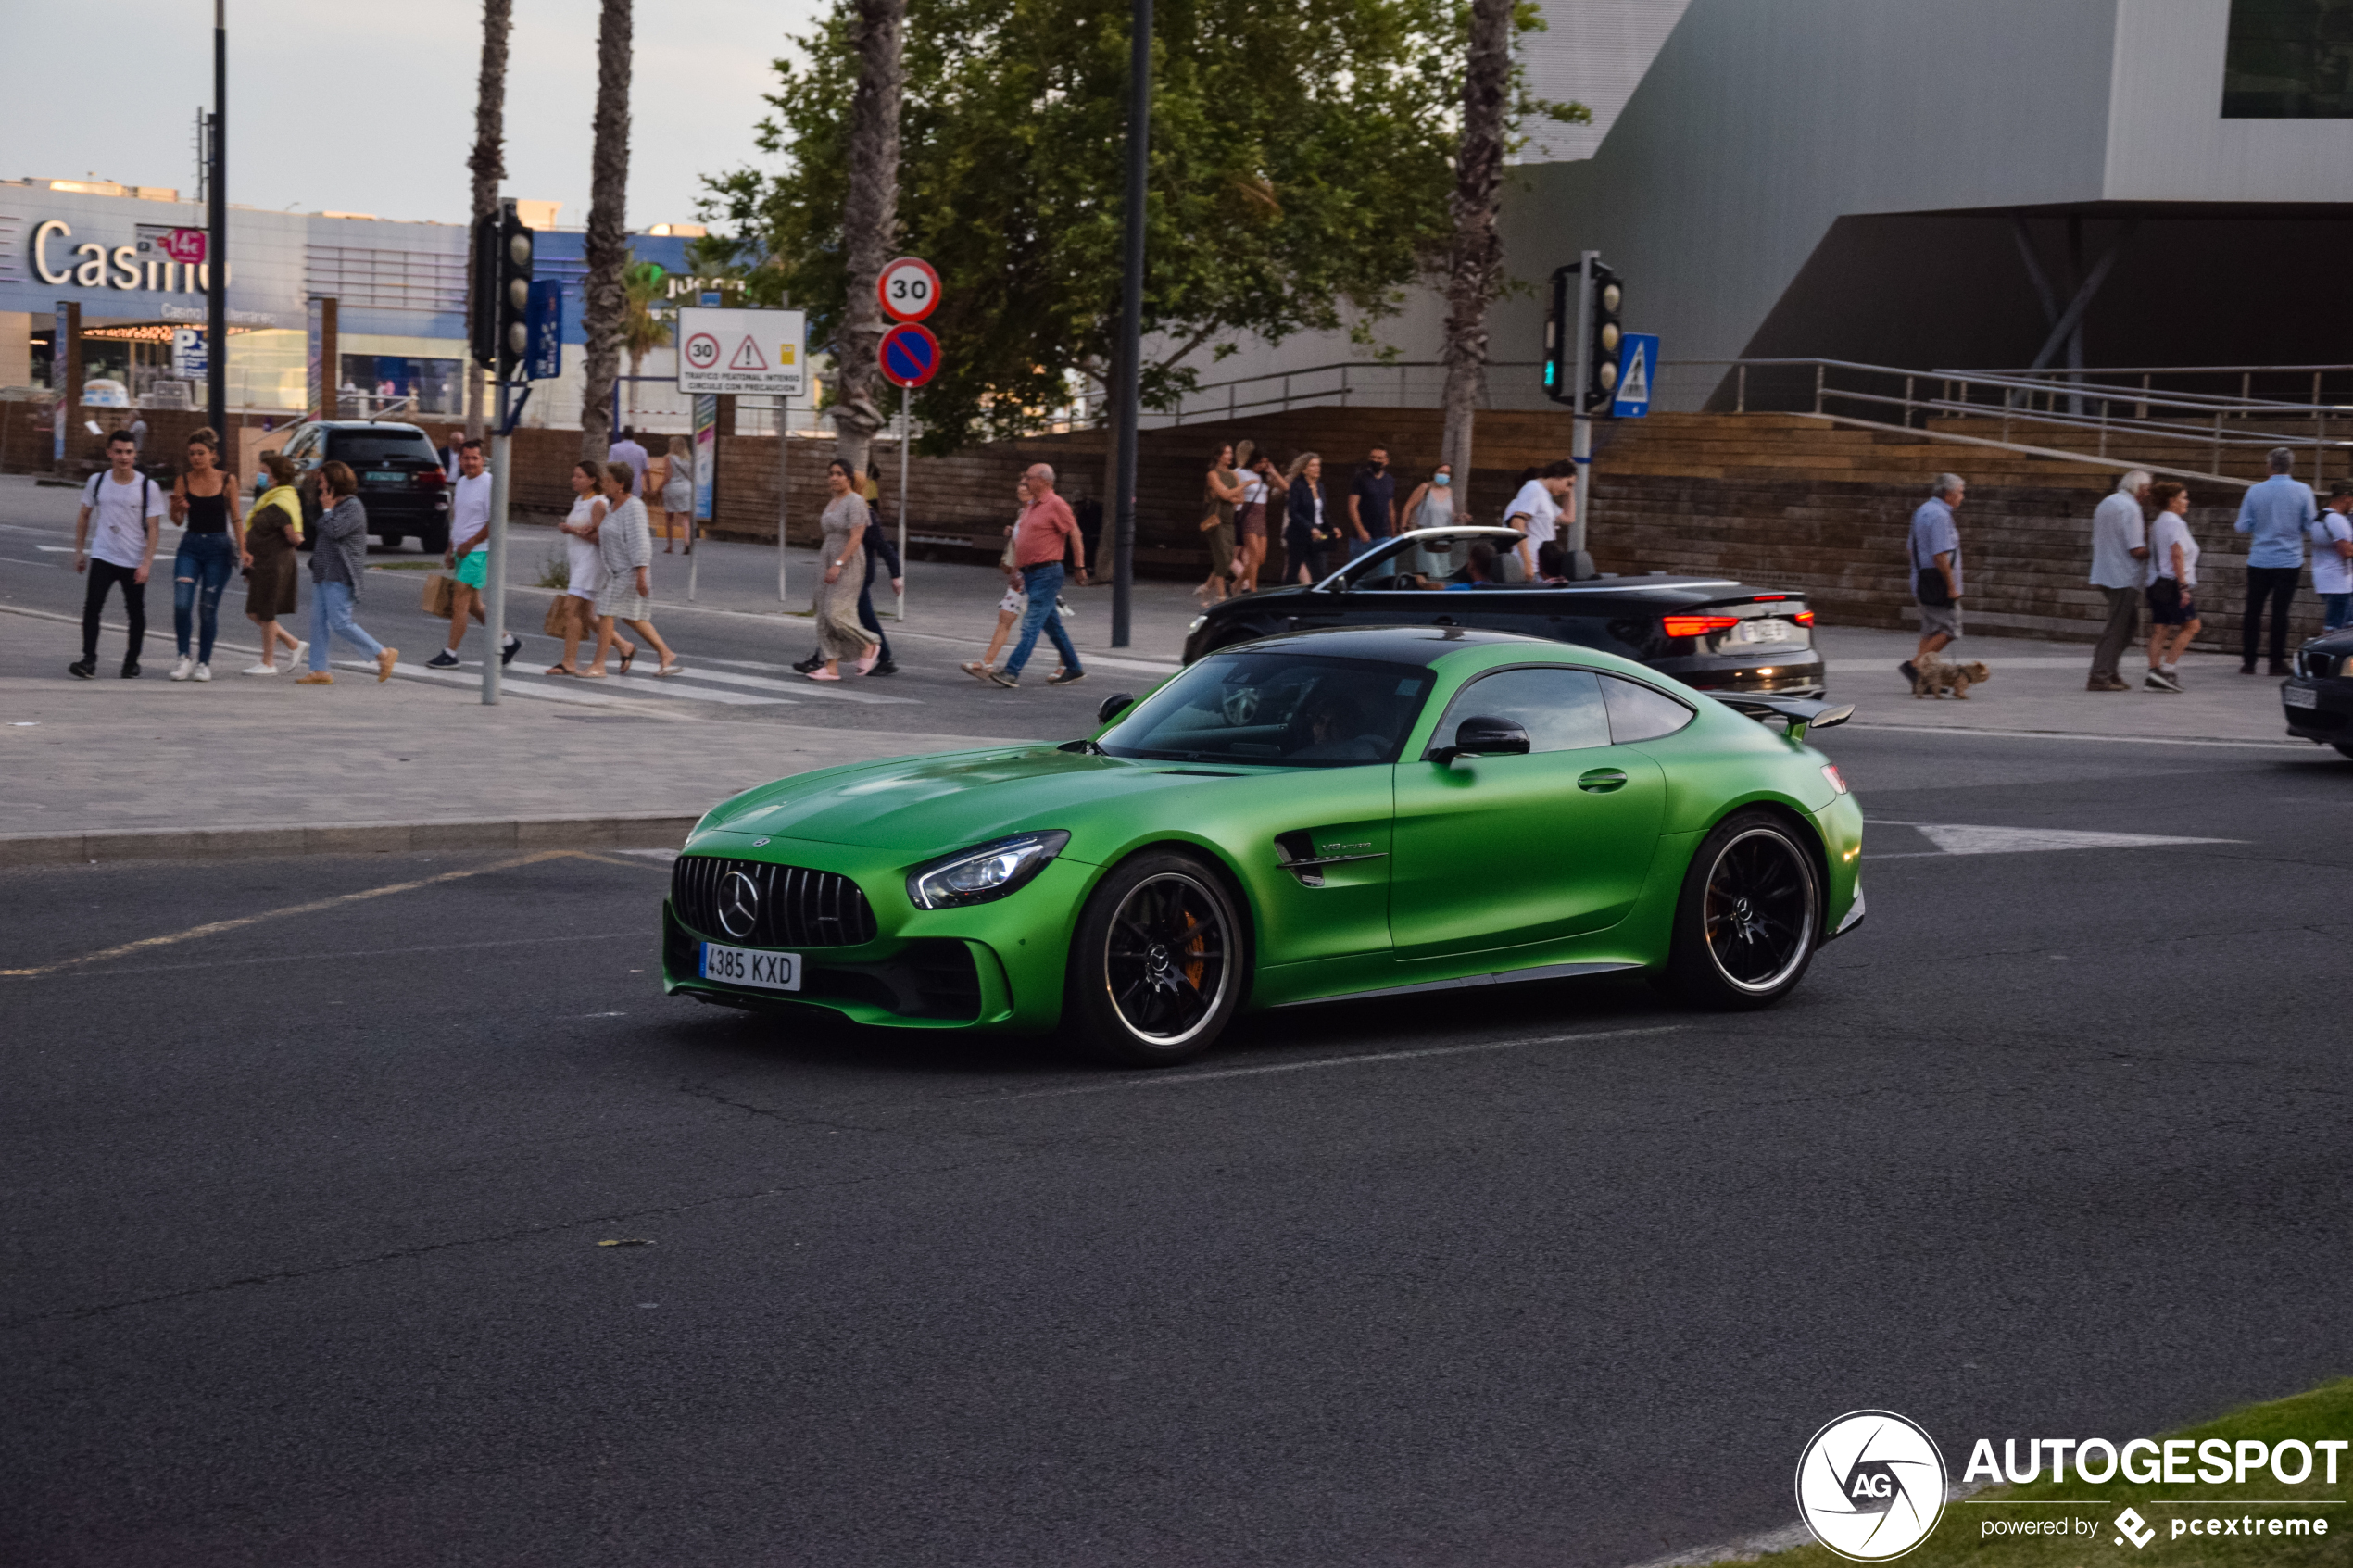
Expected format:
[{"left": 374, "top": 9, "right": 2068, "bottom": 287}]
[
  {"left": 2086, "top": 470, "right": 2153, "bottom": 691},
  {"left": 2234, "top": 445, "right": 2316, "bottom": 676},
  {"left": 990, "top": 463, "right": 1089, "bottom": 687},
  {"left": 1901, "top": 473, "right": 1965, "bottom": 684}
]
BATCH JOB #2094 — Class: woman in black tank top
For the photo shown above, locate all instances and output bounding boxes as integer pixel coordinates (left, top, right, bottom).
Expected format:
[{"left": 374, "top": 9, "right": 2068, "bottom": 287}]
[{"left": 168, "top": 429, "right": 245, "bottom": 677}]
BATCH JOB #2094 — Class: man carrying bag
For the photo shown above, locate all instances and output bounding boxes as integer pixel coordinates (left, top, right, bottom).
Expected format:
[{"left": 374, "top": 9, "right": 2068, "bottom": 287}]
[{"left": 1903, "top": 473, "right": 1965, "bottom": 684}]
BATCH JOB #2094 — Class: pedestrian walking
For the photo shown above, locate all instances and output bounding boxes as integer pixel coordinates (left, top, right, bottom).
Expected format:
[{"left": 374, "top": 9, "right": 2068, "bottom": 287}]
[
  {"left": 2085, "top": 469, "right": 2152, "bottom": 692},
  {"left": 962, "top": 475, "right": 1033, "bottom": 681},
  {"left": 239, "top": 450, "right": 308, "bottom": 676},
  {"left": 2312, "top": 481, "right": 2353, "bottom": 633},
  {"left": 657, "top": 434, "right": 695, "bottom": 553},
  {"left": 1504, "top": 461, "right": 1574, "bottom": 579},
  {"left": 426, "top": 439, "right": 521, "bottom": 671},
  {"left": 1193, "top": 444, "right": 1242, "bottom": 605},
  {"left": 1284, "top": 453, "right": 1335, "bottom": 585},
  {"left": 1347, "top": 445, "right": 1399, "bottom": 561},
  {"left": 68, "top": 428, "right": 162, "bottom": 680},
  {"left": 296, "top": 460, "right": 397, "bottom": 685},
  {"left": 1901, "top": 473, "right": 1966, "bottom": 684},
  {"left": 549, "top": 460, "right": 627, "bottom": 675},
  {"left": 1229, "top": 440, "right": 1271, "bottom": 595},
  {"left": 856, "top": 478, "right": 904, "bottom": 676},
  {"left": 803, "top": 458, "right": 882, "bottom": 682},
  {"left": 2234, "top": 446, "right": 2316, "bottom": 675},
  {"left": 585, "top": 463, "right": 680, "bottom": 679},
  {"left": 129, "top": 414, "right": 149, "bottom": 460},
  {"left": 1399, "top": 461, "right": 1457, "bottom": 578},
  {"left": 2144, "top": 482, "right": 2201, "bottom": 691},
  {"left": 989, "top": 462, "right": 1088, "bottom": 687},
  {"left": 166, "top": 426, "right": 241, "bottom": 683},
  {"left": 607, "top": 426, "right": 649, "bottom": 496}
]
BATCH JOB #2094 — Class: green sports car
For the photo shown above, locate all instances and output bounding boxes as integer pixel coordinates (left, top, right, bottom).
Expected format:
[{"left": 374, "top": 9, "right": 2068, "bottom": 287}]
[{"left": 662, "top": 626, "right": 1865, "bottom": 1065}]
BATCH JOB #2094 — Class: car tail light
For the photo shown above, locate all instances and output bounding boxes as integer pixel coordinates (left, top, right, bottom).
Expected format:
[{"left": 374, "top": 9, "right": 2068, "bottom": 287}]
[
  {"left": 1793, "top": 610, "right": 1817, "bottom": 626},
  {"left": 413, "top": 469, "right": 447, "bottom": 490},
  {"left": 1821, "top": 763, "right": 1849, "bottom": 795},
  {"left": 1662, "top": 614, "right": 1741, "bottom": 639}
]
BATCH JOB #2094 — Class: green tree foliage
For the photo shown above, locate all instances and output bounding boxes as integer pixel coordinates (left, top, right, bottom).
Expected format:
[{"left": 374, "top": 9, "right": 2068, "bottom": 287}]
[{"left": 706, "top": 0, "right": 1506, "bottom": 451}]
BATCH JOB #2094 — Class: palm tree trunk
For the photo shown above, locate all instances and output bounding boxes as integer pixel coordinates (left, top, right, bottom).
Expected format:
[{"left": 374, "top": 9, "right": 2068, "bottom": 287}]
[
  {"left": 832, "top": 0, "right": 904, "bottom": 477},
  {"left": 1438, "top": 0, "right": 1511, "bottom": 517},
  {"left": 579, "top": 0, "right": 633, "bottom": 462},
  {"left": 464, "top": 0, "right": 513, "bottom": 442}
]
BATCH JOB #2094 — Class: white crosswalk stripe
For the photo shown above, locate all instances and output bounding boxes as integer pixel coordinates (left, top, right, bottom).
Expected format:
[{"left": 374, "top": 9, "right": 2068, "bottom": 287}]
[
  {"left": 368, "top": 661, "right": 694, "bottom": 717},
  {"left": 644, "top": 659, "right": 920, "bottom": 704}
]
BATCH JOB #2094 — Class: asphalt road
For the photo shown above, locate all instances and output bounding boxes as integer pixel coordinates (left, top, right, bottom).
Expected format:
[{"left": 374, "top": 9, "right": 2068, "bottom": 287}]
[{"left": 6, "top": 724, "right": 2352, "bottom": 1566}]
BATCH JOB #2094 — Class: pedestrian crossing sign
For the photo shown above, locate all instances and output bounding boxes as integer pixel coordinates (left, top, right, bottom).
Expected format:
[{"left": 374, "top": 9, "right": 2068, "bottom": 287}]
[{"left": 1612, "top": 333, "right": 1657, "bottom": 418}]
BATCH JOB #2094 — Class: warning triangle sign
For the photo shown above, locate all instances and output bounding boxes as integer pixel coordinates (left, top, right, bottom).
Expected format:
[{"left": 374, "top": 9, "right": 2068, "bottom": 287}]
[
  {"left": 728, "top": 335, "right": 768, "bottom": 370},
  {"left": 1618, "top": 343, "right": 1649, "bottom": 405}
]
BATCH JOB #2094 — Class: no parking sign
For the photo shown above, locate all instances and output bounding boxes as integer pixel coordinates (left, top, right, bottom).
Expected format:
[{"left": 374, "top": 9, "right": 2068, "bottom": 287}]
[{"left": 879, "top": 323, "right": 941, "bottom": 388}]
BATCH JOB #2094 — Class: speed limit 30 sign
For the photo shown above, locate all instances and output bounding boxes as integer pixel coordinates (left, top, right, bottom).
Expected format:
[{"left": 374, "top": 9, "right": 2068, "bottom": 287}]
[{"left": 878, "top": 257, "right": 939, "bottom": 323}]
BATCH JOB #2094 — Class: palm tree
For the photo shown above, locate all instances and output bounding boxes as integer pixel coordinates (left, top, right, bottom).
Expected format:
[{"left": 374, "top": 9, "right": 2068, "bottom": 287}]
[
  {"left": 463, "top": 0, "right": 514, "bottom": 441},
  {"left": 1437, "top": 0, "right": 1512, "bottom": 515},
  {"left": 579, "top": 0, "right": 633, "bottom": 460},
  {"left": 621, "top": 261, "right": 672, "bottom": 416},
  {"left": 832, "top": 0, "right": 905, "bottom": 476}
]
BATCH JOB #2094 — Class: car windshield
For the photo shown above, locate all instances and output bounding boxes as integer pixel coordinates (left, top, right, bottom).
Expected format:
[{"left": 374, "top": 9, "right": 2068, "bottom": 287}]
[
  {"left": 1337, "top": 529, "right": 1525, "bottom": 591},
  {"left": 327, "top": 432, "right": 438, "bottom": 465},
  {"left": 1101, "top": 652, "right": 1436, "bottom": 767}
]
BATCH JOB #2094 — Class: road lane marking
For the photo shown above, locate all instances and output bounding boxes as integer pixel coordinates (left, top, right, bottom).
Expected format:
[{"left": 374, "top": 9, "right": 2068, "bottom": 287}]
[
  {"left": 13, "top": 929, "right": 644, "bottom": 980},
  {"left": 1840, "top": 721, "right": 2310, "bottom": 750},
  {"left": 1863, "top": 823, "right": 2243, "bottom": 859},
  {"left": 0, "top": 848, "right": 586, "bottom": 979}
]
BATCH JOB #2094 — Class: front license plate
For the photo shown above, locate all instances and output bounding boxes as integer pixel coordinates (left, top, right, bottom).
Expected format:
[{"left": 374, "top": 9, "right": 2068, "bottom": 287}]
[
  {"left": 2284, "top": 684, "right": 2320, "bottom": 709},
  {"left": 699, "top": 943, "right": 801, "bottom": 990},
  {"left": 1732, "top": 618, "right": 1791, "bottom": 644},
  {"left": 365, "top": 470, "right": 403, "bottom": 484}
]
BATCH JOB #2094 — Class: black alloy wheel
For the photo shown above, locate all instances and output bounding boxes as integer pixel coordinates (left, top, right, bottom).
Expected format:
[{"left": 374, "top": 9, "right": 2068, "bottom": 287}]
[
  {"left": 1065, "top": 850, "right": 1244, "bottom": 1065},
  {"left": 1667, "top": 809, "right": 1821, "bottom": 1009}
]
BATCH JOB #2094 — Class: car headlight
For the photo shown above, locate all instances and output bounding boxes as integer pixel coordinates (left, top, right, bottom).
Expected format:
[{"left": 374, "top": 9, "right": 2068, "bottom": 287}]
[
  {"left": 907, "top": 831, "right": 1070, "bottom": 909},
  {"left": 1188, "top": 614, "right": 1208, "bottom": 633}
]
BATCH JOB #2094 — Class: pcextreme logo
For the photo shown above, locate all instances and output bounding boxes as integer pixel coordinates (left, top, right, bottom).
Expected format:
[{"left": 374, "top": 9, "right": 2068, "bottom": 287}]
[
  {"left": 1796, "top": 1411, "right": 1948, "bottom": 1561},
  {"left": 1796, "top": 1411, "right": 2347, "bottom": 1557}
]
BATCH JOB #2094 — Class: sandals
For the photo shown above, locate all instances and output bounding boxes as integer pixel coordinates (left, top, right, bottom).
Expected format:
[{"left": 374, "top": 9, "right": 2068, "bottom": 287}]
[
  {"left": 654, "top": 663, "right": 686, "bottom": 678},
  {"left": 545, "top": 664, "right": 578, "bottom": 677},
  {"left": 618, "top": 646, "right": 637, "bottom": 675}
]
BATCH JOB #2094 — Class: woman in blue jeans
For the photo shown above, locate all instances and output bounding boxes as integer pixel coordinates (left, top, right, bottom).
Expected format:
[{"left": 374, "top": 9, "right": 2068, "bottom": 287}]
[
  {"left": 295, "top": 461, "right": 397, "bottom": 685},
  {"left": 167, "top": 428, "right": 242, "bottom": 682}
]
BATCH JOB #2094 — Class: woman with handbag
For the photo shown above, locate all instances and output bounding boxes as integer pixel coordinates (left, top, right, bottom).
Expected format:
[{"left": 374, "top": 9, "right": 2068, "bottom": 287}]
[
  {"left": 583, "top": 463, "right": 680, "bottom": 679},
  {"left": 295, "top": 461, "right": 397, "bottom": 685},
  {"left": 1195, "top": 443, "right": 1243, "bottom": 605},
  {"left": 1231, "top": 440, "right": 1271, "bottom": 595},
  {"left": 1284, "top": 452, "right": 1333, "bottom": 585},
  {"left": 239, "top": 450, "right": 307, "bottom": 675}
]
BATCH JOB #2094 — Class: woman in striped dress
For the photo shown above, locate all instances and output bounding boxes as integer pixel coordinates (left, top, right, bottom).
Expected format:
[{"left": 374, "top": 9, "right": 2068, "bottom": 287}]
[{"left": 584, "top": 463, "right": 680, "bottom": 678}]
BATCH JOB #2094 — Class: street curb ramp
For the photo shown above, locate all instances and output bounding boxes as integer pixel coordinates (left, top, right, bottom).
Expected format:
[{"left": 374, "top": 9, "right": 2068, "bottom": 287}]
[{"left": 0, "top": 812, "right": 700, "bottom": 869}]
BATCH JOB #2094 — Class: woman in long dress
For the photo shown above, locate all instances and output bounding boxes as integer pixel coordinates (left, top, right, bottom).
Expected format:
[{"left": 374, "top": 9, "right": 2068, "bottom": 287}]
[
  {"left": 809, "top": 459, "right": 882, "bottom": 681},
  {"left": 584, "top": 463, "right": 680, "bottom": 678},
  {"left": 240, "top": 449, "right": 306, "bottom": 675}
]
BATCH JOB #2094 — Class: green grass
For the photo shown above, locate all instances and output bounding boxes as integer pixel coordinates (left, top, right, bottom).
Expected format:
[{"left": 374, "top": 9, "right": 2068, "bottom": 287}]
[
  {"left": 369, "top": 559, "right": 440, "bottom": 571},
  {"left": 1756, "top": 1380, "right": 2353, "bottom": 1567}
]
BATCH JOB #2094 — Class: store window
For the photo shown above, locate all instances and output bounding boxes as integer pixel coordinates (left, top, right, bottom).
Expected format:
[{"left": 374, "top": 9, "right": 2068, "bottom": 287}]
[
  {"left": 338, "top": 354, "right": 463, "bottom": 417},
  {"left": 2221, "top": 0, "right": 2353, "bottom": 117}
]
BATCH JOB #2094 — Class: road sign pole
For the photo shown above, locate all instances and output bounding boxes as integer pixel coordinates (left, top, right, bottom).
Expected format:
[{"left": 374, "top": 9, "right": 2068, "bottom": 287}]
[
  {"left": 897, "top": 385, "right": 909, "bottom": 622},
  {"left": 777, "top": 399, "right": 790, "bottom": 605},
  {"left": 484, "top": 379, "right": 510, "bottom": 706}
]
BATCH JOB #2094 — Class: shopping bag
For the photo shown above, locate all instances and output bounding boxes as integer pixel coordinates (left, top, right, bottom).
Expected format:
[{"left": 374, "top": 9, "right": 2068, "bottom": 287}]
[{"left": 422, "top": 571, "right": 455, "bottom": 618}]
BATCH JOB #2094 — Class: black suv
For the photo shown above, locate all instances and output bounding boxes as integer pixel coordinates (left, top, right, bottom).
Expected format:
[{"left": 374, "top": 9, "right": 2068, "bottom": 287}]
[
  {"left": 277, "top": 420, "right": 452, "bottom": 553},
  {"left": 2282, "top": 628, "right": 2353, "bottom": 759},
  {"left": 1182, "top": 527, "right": 1827, "bottom": 696}
]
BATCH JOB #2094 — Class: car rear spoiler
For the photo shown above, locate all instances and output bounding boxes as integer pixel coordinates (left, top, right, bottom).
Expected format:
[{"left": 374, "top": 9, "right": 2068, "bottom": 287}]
[{"left": 1710, "top": 694, "right": 1854, "bottom": 742}]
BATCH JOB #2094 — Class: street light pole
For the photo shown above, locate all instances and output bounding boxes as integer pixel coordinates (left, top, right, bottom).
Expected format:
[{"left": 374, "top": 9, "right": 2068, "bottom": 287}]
[
  {"left": 206, "top": 0, "right": 227, "bottom": 435},
  {"left": 1110, "top": 0, "right": 1151, "bottom": 648}
]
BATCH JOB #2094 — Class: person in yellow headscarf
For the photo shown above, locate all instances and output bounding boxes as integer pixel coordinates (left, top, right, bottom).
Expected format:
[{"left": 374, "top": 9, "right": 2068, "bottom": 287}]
[{"left": 240, "top": 448, "right": 307, "bottom": 675}]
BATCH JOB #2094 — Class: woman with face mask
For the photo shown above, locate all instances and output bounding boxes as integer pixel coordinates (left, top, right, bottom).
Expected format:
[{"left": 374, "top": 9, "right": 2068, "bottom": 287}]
[{"left": 1402, "top": 463, "right": 1456, "bottom": 581}]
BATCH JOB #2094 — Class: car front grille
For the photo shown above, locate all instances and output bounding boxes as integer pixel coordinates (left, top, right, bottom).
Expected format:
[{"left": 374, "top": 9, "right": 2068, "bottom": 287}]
[{"left": 671, "top": 855, "right": 878, "bottom": 948}]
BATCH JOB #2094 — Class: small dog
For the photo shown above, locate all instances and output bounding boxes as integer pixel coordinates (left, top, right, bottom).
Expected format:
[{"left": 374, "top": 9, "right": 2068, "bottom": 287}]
[{"left": 1912, "top": 653, "right": 1991, "bottom": 699}]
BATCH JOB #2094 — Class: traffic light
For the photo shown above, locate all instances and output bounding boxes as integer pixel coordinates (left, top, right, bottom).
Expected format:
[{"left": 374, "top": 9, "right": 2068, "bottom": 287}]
[
  {"left": 1544, "top": 266, "right": 1575, "bottom": 406},
  {"left": 1584, "top": 260, "right": 1622, "bottom": 412},
  {"left": 469, "top": 199, "right": 535, "bottom": 379}
]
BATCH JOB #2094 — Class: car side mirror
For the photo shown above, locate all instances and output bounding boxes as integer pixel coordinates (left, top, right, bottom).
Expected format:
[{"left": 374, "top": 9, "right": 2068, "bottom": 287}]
[
  {"left": 1096, "top": 692, "right": 1134, "bottom": 725},
  {"left": 1429, "top": 714, "right": 1529, "bottom": 765}
]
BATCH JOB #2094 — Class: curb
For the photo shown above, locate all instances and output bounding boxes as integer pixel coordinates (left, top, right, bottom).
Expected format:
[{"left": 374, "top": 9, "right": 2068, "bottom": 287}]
[{"left": 0, "top": 812, "right": 700, "bottom": 869}]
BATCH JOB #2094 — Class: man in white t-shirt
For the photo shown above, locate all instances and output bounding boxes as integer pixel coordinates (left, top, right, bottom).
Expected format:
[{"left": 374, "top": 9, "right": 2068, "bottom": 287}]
[
  {"left": 426, "top": 439, "right": 521, "bottom": 669},
  {"left": 69, "top": 430, "right": 164, "bottom": 679},
  {"left": 1504, "top": 460, "right": 1575, "bottom": 578},
  {"left": 2314, "top": 481, "right": 2353, "bottom": 633},
  {"left": 608, "top": 427, "right": 648, "bottom": 495}
]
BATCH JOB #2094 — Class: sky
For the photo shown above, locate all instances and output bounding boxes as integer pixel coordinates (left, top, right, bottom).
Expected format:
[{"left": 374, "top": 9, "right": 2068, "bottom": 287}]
[{"left": 6, "top": 0, "right": 825, "bottom": 231}]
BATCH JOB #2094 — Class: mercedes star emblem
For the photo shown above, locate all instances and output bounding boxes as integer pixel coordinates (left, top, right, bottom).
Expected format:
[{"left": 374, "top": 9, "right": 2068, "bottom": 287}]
[{"left": 716, "top": 870, "right": 762, "bottom": 939}]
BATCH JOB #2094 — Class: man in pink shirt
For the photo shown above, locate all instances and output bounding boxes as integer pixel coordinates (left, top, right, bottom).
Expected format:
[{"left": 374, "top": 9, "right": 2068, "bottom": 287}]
[{"left": 991, "top": 462, "right": 1090, "bottom": 686}]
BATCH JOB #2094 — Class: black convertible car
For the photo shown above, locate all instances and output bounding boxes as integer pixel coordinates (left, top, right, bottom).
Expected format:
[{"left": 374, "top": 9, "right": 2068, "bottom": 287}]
[{"left": 1181, "top": 527, "right": 1827, "bottom": 697}]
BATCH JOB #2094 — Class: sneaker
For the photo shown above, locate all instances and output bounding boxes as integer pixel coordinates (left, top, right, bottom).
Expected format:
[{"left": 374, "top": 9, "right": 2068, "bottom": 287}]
[
  {"left": 425, "top": 650, "right": 460, "bottom": 669},
  {"left": 988, "top": 669, "right": 1020, "bottom": 688},
  {"left": 1898, "top": 660, "right": 1919, "bottom": 684},
  {"left": 501, "top": 633, "right": 523, "bottom": 667},
  {"left": 193, "top": 662, "right": 212, "bottom": 683},
  {"left": 868, "top": 659, "right": 899, "bottom": 676},
  {"left": 169, "top": 656, "right": 195, "bottom": 682},
  {"left": 68, "top": 659, "right": 95, "bottom": 681},
  {"left": 1047, "top": 668, "right": 1087, "bottom": 686},
  {"left": 2085, "top": 675, "right": 2128, "bottom": 692},
  {"left": 120, "top": 660, "right": 141, "bottom": 679},
  {"left": 2144, "top": 670, "right": 2181, "bottom": 693},
  {"left": 2269, "top": 660, "right": 2293, "bottom": 677},
  {"left": 295, "top": 671, "right": 333, "bottom": 685},
  {"left": 242, "top": 662, "right": 279, "bottom": 676},
  {"left": 290, "top": 641, "right": 309, "bottom": 667},
  {"left": 792, "top": 653, "right": 824, "bottom": 674}
]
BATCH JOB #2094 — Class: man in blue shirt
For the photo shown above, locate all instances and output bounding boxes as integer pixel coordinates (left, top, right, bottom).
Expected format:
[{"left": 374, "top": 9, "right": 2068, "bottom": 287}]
[
  {"left": 1901, "top": 473, "right": 1965, "bottom": 684},
  {"left": 2234, "top": 446, "right": 2315, "bottom": 675}
]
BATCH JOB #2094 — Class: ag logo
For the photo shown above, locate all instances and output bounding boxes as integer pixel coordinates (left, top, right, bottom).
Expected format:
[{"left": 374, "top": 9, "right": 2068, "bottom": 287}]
[{"left": 1794, "top": 1410, "right": 1947, "bottom": 1561}]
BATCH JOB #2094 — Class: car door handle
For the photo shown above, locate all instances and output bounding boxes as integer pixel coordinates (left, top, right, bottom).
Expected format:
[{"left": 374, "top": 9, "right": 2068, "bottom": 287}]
[{"left": 1577, "top": 768, "right": 1629, "bottom": 793}]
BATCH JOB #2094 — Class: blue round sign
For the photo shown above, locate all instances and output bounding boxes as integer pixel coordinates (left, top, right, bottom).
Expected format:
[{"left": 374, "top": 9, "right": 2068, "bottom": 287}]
[{"left": 879, "top": 323, "right": 941, "bottom": 388}]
